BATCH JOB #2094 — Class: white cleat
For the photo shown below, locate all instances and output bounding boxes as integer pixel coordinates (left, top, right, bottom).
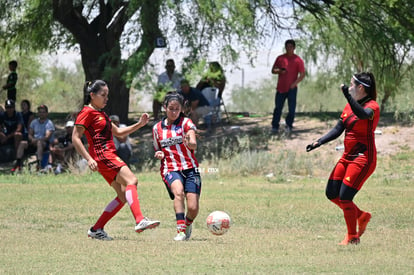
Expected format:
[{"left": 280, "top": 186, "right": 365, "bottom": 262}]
[{"left": 135, "top": 217, "right": 160, "bottom": 233}]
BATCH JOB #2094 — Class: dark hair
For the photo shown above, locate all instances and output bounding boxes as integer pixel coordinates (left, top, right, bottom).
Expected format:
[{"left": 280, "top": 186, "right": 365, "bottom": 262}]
[
  {"left": 285, "top": 39, "right": 296, "bottom": 47},
  {"left": 353, "top": 72, "right": 377, "bottom": 100},
  {"left": 9, "top": 60, "right": 17, "bottom": 67},
  {"left": 166, "top": 59, "right": 175, "bottom": 67},
  {"left": 21, "top": 99, "right": 31, "bottom": 110},
  {"left": 180, "top": 79, "right": 190, "bottom": 86},
  {"left": 163, "top": 91, "right": 185, "bottom": 108},
  {"left": 37, "top": 104, "right": 48, "bottom": 113},
  {"left": 83, "top": 80, "right": 107, "bottom": 105}
]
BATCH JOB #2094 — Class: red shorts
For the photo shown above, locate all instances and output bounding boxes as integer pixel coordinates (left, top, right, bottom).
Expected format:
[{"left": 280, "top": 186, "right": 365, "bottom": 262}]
[
  {"left": 97, "top": 153, "right": 126, "bottom": 185},
  {"left": 329, "top": 155, "right": 376, "bottom": 190}
]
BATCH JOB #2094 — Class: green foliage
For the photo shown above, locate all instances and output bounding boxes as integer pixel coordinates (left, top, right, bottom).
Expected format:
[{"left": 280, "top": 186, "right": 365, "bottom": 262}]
[
  {"left": 296, "top": 0, "right": 414, "bottom": 111},
  {"left": 228, "top": 80, "right": 275, "bottom": 113},
  {"left": 33, "top": 61, "right": 85, "bottom": 112}
]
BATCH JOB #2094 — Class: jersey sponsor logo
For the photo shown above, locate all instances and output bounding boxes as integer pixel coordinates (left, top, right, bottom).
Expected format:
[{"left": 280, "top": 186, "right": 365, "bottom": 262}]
[{"left": 160, "top": 135, "right": 183, "bottom": 148}]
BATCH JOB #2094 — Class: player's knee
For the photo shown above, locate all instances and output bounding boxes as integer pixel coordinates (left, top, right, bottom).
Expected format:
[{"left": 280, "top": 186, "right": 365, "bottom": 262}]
[{"left": 325, "top": 180, "right": 340, "bottom": 200}]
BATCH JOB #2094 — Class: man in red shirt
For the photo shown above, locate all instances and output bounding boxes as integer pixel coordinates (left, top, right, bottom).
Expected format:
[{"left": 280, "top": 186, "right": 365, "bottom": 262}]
[{"left": 271, "top": 39, "right": 305, "bottom": 135}]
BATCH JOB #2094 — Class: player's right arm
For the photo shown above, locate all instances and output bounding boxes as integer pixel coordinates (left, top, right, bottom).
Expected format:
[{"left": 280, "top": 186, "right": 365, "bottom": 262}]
[
  {"left": 306, "top": 120, "right": 345, "bottom": 152},
  {"left": 72, "top": 125, "right": 98, "bottom": 171}
]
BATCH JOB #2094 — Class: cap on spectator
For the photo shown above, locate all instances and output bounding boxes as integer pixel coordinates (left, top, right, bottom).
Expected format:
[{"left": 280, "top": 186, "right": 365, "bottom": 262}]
[
  {"left": 65, "top": 121, "right": 74, "bottom": 128},
  {"left": 5, "top": 99, "right": 15, "bottom": 108},
  {"left": 109, "top": 115, "right": 120, "bottom": 123}
]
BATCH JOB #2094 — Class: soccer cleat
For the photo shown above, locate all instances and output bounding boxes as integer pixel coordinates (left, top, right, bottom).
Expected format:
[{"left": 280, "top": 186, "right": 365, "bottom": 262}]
[
  {"left": 88, "top": 228, "right": 113, "bottom": 241},
  {"left": 338, "top": 234, "right": 360, "bottom": 245},
  {"left": 135, "top": 217, "right": 160, "bottom": 233},
  {"left": 173, "top": 231, "right": 186, "bottom": 241},
  {"left": 358, "top": 212, "right": 372, "bottom": 237},
  {"left": 185, "top": 223, "right": 192, "bottom": 240}
]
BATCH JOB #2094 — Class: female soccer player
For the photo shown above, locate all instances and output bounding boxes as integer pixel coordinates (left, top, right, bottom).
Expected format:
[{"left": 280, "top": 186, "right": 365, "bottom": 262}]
[
  {"left": 306, "top": 72, "right": 380, "bottom": 245},
  {"left": 72, "top": 80, "right": 160, "bottom": 240},
  {"left": 152, "top": 92, "right": 201, "bottom": 241}
]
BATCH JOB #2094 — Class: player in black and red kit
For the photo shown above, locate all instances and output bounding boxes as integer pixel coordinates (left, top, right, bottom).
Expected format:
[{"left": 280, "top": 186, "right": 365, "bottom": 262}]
[
  {"left": 72, "top": 80, "right": 160, "bottom": 240},
  {"left": 307, "top": 72, "right": 380, "bottom": 245}
]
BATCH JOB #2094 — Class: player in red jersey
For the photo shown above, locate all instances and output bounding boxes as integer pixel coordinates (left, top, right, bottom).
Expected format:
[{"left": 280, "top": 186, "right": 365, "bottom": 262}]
[
  {"left": 72, "top": 80, "right": 160, "bottom": 240},
  {"left": 153, "top": 92, "right": 201, "bottom": 241},
  {"left": 306, "top": 72, "right": 380, "bottom": 245}
]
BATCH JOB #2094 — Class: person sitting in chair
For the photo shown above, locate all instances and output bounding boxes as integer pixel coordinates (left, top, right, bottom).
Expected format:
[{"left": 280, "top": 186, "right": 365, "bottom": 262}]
[
  {"left": 196, "top": 61, "right": 226, "bottom": 98},
  {"left": 178, "top": 79, "right": 210, "bottom": 126},
  {"left": 109, "top": 115, "right": 133, "bottom": 165}
]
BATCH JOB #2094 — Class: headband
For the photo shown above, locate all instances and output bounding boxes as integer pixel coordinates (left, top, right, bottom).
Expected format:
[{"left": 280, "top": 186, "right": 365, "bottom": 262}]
[{"left": 353, "top": 75, "right": 371, "bottom": 88}]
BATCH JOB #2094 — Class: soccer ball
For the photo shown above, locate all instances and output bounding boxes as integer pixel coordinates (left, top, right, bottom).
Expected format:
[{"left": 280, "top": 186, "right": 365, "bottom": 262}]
[{"left": 206, "top": 211, "right": 231, "bottom": 235}]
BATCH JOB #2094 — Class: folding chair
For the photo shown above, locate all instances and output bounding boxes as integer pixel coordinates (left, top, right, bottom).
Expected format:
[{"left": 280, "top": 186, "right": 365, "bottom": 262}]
[{"left": 201, "top": 87, "right": 222, "bottom": 131}]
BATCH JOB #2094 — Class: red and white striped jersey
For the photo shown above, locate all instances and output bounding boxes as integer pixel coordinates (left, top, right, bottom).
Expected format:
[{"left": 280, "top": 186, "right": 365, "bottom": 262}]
[{"left": 153, "top": 116, "right": 198, "bottom": 175}]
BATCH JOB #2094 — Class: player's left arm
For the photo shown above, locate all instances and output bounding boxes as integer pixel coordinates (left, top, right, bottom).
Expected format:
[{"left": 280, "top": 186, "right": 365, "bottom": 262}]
[
  {"left": 184, "top": 128, "right": 197, "bottom": 150},
  {"left": 113, "top": 113, "right": 149, "bottom": 136}
]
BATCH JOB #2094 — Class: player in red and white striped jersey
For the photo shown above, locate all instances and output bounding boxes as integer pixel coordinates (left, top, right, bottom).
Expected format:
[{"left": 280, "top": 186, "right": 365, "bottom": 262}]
[{"left": 153, "top": 92, "right": 201, "bottom": 241}]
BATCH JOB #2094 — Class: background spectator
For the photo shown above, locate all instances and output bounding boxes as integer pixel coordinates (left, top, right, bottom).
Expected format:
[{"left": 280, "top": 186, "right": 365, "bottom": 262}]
[
  {"left": 2, "top": 60, "right": 18, "bottom": 101},
  {"left": 196, "top": 61, "right": 226, "bottom": 98},
  {"left": 0, "top": 99, "right": 24, "bottom": 168},
  {"left": 50, "top": 120, "right": 76, "bottom": 174},
  {"left": 153, "top": 59, "right": 183, "bottom": 120},
  {"left": 110, "top": 114, "right": 133, "bottom": 165},
  {"left": 179, "top": 79, "right": 210, "bottom": 126}
]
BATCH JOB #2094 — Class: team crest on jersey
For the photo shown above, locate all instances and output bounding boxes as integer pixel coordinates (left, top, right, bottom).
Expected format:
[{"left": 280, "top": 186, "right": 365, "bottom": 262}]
[{"left": 175, "top": 126, "right": 183, "bottom": 135}]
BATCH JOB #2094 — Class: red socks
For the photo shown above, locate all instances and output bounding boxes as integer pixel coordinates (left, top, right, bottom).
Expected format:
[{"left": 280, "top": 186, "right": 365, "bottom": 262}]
[
  {"left": 340, "top": 200, "right": 357, "bottom": 236},
  {"left": 93, "top": 197, "right": 125, "bottom": 230},
  {"left": 125, "top": 185, "right": 144, "bottom": 223}
]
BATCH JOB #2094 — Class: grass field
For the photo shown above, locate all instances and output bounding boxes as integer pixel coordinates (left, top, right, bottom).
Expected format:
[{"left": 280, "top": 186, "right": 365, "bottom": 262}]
[{"left": 0, "top": 147, "right": 413, "bottom": 274}]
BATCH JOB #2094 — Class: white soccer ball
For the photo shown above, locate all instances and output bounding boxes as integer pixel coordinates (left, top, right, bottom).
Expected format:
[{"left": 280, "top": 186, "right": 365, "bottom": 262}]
[{"left": 206, "top": 211, "right": 231, "bottom": 235}]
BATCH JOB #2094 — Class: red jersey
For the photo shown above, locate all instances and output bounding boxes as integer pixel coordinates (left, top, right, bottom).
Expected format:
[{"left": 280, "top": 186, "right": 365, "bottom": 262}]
[
  {"left": 75, "top": 106, "right": 117, "bottom": 162},
  {"left": 272, "top": 54, "right": 305, "bottom": 93},
  {"left": 341, "top": 99, "right": 380, "bottom": 159},
  {"left": 153, "top": 116, "right": 198, "bottom": 176}
]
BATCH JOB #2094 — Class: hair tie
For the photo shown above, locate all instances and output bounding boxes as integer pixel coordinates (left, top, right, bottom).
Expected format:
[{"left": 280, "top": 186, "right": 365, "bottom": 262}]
[{"left": 353, "top": 75, "right": 371, "bottom": 88}]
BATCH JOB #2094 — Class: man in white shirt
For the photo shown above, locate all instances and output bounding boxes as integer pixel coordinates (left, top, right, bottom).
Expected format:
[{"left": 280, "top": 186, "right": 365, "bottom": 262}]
[{"left": 153, "top": 59, "right": 182, "bottom": 120}]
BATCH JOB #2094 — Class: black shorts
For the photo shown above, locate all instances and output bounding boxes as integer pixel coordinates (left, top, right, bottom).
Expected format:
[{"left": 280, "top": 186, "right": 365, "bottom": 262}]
[{"left": 162, "top": 168, "right": 202, "bottom": 200}]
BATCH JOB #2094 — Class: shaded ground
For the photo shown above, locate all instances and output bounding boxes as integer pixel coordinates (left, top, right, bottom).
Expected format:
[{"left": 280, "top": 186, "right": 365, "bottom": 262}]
[{"left": 1, "top": 112, "right": 413, "bottom": 174}]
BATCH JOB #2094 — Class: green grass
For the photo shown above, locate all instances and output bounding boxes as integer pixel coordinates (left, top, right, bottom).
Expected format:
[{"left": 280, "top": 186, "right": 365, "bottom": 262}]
[{"left": 1, "top": 150, "right": 413, "bottom": 274}]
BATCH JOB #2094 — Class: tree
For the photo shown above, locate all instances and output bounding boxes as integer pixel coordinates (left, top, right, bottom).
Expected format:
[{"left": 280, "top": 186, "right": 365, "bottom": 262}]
[
  {"left": 2, "top": 0, "right": 413, "bottom": 120},
  {"left": 2, "top": 0, "right": 349, "bottom": 121},
  {"left": 2, "top": 0, "right": 279, "bottom": 122},
  {"left": 296, "top": 0, "right": 414, "bottom": 110}
]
